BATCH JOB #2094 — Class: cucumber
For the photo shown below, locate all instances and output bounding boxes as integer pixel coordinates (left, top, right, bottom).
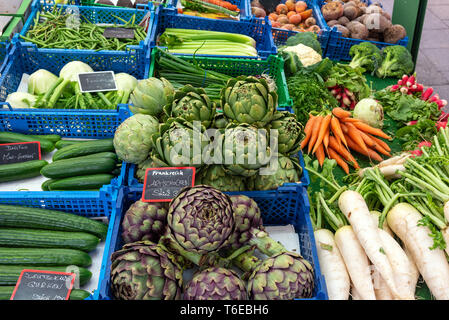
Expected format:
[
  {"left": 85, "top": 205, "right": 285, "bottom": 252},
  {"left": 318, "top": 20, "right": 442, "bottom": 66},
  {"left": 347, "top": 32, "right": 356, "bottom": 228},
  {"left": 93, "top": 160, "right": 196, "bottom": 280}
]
[
  {"left": 48, "top": 174, "right": 114, "bottom": 191},
  {"left": 41, "top": 156, "right": 117, "bottom": 179},
  {"left": 0, "top": 265, "right": 92, "bottom": 286},
  {"left": 0, "top": 287, "right": 91, "bottom": 300},
  {"left": 28, "top": 134, "right": 61, "bottom": 143},
  {"left": 0, "top": 160, "right": 48, "bottom": 183},
  {"left": 41, "top": 179, "right": 57, "bottom": 191},
  {"left": 55, "top": 140, "right": 89, "bottom": 149},
  {"left": 0, "top": 228, "right": 100, "bottom": 252},
  {"left": 0, "top": 205, "right": 108, "bottom": 239},
  {"left": 52, "top": 138, "right": 114, "bottom": 161},
  {"left": 0, "top": 248, "right": 92, "bottom": 267},
  {"left": 0, "top": 132, "right": 55, "bottom": 153}
]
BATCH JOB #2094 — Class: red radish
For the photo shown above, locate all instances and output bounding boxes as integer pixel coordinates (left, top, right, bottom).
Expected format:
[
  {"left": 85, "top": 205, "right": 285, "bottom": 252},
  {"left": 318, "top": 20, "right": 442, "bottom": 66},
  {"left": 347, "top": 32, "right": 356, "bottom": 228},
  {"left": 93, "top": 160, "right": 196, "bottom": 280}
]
[
  {"left": 441, "top": 99, "right": 448, "bottom": 107},
  {"left": 436, "top": 121, "right": 447, "bottom": 130},
  {"left": 415, "top": 84, "right": 424, "bottom": 92},
  {"left": 336, "top": 94, "right": 342, "bottom": 100},
  {"left": 407, "top": 120, "right": 418, "bottom": 126},
  {"left": 349, "top": 101, "right": 356, "bottom": 110},
  {"left": 437, "top": 100, "right": 445, "bottom": 109},
  {"left": 418, "top": 141, "right": 432, "bottom": 148},
  {"left": 397, "top": 80, "right": 403, "bottom": 86},
  {"left": 390, "top": 84, "right": 400, "bottom": 92},
  {"left": 402, "top": 74, "right": 409, "bottom": 82},
  {"left": 342, "top": 94, "right": 351, "bottom": 106},
  {"left": 410, "top": 149, "right": 423, "bottom": 157},
  {"left": 406, "top": 75, "right": 415, "bottom": 87},
  {"left": 400, "top": 87, "right": 408, "bottom": 94},
  {"left": 421, "top": 87, "right": 433, "bottom": 101}
]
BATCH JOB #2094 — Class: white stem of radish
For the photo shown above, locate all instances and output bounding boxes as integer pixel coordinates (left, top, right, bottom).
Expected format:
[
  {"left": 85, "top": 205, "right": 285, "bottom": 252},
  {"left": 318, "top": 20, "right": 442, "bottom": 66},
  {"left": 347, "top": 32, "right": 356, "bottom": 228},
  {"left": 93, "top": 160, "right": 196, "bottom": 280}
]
[
  {"left": 371, "top": 211, "right": 394, "bottom": 237},
  {"left": 314, "top": 229, "right": 350, "bottom": 300},
  {"left": 335, "top": 225, "right": 376, "bottom": 300},
  {"left": 387, "top": 202, "right": 449, "bottom": 300},
  {"left": 372, "top": 265, "right": 395, "bottom": 300}
]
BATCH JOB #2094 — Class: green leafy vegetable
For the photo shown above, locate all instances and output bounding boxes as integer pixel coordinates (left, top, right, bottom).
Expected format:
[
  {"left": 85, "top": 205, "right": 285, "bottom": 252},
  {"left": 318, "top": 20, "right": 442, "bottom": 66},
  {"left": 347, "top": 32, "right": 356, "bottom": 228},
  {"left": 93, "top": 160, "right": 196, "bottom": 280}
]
[
  {"left": 284, "top": 32, "right": 322, "bottom": 56},
  {"left": 395, "top": 118, "right": 438, "bottom": 151},
  {"left": 325, "top": 63, "right": 371, "bottom": 102}
]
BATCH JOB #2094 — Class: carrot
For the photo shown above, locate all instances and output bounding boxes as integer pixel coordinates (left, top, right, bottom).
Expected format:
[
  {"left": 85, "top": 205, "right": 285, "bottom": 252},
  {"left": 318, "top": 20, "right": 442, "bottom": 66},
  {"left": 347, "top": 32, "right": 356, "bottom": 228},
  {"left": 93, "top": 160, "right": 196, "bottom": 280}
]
[
  {"left": 340, "top": 117, "right": 362, "bottom": 123},
  {"left": 323, "top": 126, "right": 330, "bottom": 153},
  {"left": 329, "top": 136, "right": 359, "bottom": 169},
  {"left": 328, "top": 147, "right": 350, "bottom": 174},
  {"left": 369, "top": 135, "right": 391, "bottom": 152},
  {"left": 351, "top": 121, "right": 393, "bottom": 140},
  {"left": 312, "top": 114, "right": 332, "bottom": 154},
  {"left": 346, "top": 122, "right": 369, "bottom": 154},
  {"left": 332, "top": 107, "right": 351, "bottom": 119},
  {"left": 340, "top": 122, "right": 349, "bottom": 134},
  {"left": 300, "top": 115, "right": 316, "bottom": 150},
  {"left": 345, "top": 134, "right": 383, "bottom": 162},
  {"left": 316, "top": 142, "right": 325, "bottom": 168},
  {"left": 358, "top": 129, "right": 377, "bottom": 148},
  {"left": 308, "top": 115, "right": 322, "bottom": 154},
  {"left": 330, "top": 117, "right": 348, "bottom": 148},
  {"left": 372, "top": 142, "right": 392, "bottom": 157}
]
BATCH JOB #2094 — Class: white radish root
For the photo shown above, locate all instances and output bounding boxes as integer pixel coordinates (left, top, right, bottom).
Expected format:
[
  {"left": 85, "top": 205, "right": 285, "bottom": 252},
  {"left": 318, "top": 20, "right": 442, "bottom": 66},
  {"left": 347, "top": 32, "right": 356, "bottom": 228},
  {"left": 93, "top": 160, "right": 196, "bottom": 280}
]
[
  {"left": 403, "top": 245, "right": 420, "bottom": 291},
  {"left": 378, "top": 229, "right": 415, "bottom": 300},
  {"left": 351, "top": 283, "right": 362, "bottom": 300},
  {"left": 372, "top": 266, "right": 394, "bottom": 300},
  {"left": 335, "top": 225, "right": 376, "bottom": 300},
  {"left": 338, "top": 190, "right": 402, "bottom": 299},
  {"left": 314, "top": 229, "right": 350, "bottom": 300},
  {"left": 387, "top": 202, "right": 449, "bottom": 300},
  {"left": 371, "top": 211, "right": 394, "bottom": 237}
]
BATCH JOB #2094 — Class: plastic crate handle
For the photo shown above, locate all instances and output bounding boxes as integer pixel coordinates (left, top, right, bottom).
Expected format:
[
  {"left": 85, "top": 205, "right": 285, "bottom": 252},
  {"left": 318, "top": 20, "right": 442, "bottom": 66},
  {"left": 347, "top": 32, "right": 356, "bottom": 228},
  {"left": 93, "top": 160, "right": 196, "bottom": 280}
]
[{"left": 0, "top": 102, "right": 13, "bottom": 111}]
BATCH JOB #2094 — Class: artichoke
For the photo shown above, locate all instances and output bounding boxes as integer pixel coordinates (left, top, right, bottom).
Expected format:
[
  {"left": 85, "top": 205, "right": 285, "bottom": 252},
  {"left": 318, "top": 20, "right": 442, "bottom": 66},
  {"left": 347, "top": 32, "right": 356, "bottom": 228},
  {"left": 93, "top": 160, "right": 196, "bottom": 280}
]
[
  {"left": 195, "top": 165, "right": 246, "bottom": 192},
  {"left": 246, "top": 251, "right": 315, "bottom": 300},
  {"left": 227, "top": 195, "right": 263, "bottom": 250},
  {"left": 183, "top": 267, "right": 247, "bottom": 300},
  {"left": 212, "top": 112, "right": 229, "bottom": 130},
  {"left": 110, "top": 241, "right": 183, "bottom": 300},
  {"left": 164, "top": 85, "right": 216, "bottom": 128},
  {"left": 222, "top": 124, "right": 272, "bottom": 177},
  {"left": 113, "top": 114, "right": 160, "bottom": 164},
  {"left": 130, "top": 77, "right": 175, "bottom": 117},
  {"left": 248, "top": 155, "right": 302, "bottom": 191},
  {"left": 151, "top": 118, "right": 207, "bottom": 168},
  {"left": 135, "top": 156, "right": 161, "bottom": 183},
  {"left": 166, "top": 185, "right": 235, "bottom": 254},
  {"left": 221, "top": 75, "right": 277, "bottom": 128},
  {"left": 268, "top": 111, "right": 303, "bottom": 155},
  {"left": 121, "top": 201, "right": 168, "bottom": 244}
]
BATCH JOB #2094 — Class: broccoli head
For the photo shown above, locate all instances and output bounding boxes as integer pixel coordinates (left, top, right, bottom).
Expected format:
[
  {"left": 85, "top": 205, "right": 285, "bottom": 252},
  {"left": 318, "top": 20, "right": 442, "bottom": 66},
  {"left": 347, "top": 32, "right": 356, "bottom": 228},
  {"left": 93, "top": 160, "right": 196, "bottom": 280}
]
[
  {"left": 376, "top": 45, "right": 414, "bottom": 79},
  {"left": 348, "top": 42, "right": 383, "bottom": 73},
  {"left": 285, "top": 32, "right": 322, "bottom": 56}
]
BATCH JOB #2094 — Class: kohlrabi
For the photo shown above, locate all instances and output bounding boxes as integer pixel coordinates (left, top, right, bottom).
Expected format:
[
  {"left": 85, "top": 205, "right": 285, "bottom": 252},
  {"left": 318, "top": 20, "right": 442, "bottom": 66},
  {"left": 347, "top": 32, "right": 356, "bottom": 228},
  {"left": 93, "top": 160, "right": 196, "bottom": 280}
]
[{"left": 353, "top": 98, "right": 384, "bottom": 128}]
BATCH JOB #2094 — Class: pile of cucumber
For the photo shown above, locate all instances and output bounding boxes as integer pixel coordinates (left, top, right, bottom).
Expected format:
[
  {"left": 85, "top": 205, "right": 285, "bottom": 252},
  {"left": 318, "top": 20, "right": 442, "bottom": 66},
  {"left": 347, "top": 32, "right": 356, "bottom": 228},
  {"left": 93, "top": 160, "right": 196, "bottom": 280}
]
[
  {"left": 41, "top": 138, "right": 120, "bottom": 191},
  {"left": 0, "top": 131, "right": 121, "bottom": 190},
  {"left": 0, "top": 204, "right": 109, "bottom": 300}
]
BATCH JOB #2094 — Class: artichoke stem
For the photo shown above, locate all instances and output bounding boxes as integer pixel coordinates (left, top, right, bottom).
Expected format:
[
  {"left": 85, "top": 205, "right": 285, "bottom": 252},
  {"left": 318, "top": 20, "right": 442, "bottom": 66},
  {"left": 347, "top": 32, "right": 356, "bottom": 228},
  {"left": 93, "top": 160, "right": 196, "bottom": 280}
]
[
  {"left": 232, "top": 250, "right": 262, "bottom": 274},
  {"left": 248, "top": 227, "right": 287, "bottom": 257}
]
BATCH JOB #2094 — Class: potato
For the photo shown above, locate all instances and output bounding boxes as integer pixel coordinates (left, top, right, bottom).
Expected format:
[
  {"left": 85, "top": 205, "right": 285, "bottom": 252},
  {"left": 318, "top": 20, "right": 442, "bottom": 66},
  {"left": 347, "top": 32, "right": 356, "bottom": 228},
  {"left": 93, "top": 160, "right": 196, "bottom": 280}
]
[
  {"left": 384, "top": 24, "right": 407, "bottom": 44},
  {"left": 337, "top": 16, "right": 350, "bottom": 26},
  {"left": 252, "top": 7, "right": 266, "bottom": 17},
  {"left": 333, "top": 24, "right": 350, "bottom": 38},
  {"left": 327, "top": 19, "right": 339, "bottom": 27},
  {"left": 276, "top": 4, "right": 289, "bottom": 15},
  {"left": 347, "top": 21, "right": 369, "bottom": 39},
  {"left": 305, "top": 17, "right": 316, "bottom": 27},
  {"left": 364, "top": 13, "right": 391, "bottom": 33},
  {"left": 322, "top": 1, "right": 344, "bottom": 21}
]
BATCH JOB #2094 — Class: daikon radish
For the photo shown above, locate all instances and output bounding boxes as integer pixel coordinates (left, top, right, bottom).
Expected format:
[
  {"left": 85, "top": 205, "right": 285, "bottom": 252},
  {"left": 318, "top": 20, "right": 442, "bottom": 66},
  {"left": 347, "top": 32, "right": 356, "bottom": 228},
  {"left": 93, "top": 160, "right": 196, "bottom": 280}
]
[
  {"left": 378, "top": 229, "right": 415, "bottom": 300},
  {"left": 387, "top": 202, "right": 449, "bottom": 300},
  {"left": 372, "top": 266, "right": 394, "bottom": 300},
  {"left": 371, "top": 211, "right": 394, "bottom": 237},
  {"left": 338, "top": 190, "right": 402, "bottom": 299},
  {"left": 335, "top": 225, "right": 376, "bottom": 300},
  {"left": 314, "top": 229, "right": 350, "bottom": 300},
  {"left": 403, "top": 245, "right": 420, "bottom": 290},
  {"left": 351, "top": 284, "right": 362, "bottom": 300}
]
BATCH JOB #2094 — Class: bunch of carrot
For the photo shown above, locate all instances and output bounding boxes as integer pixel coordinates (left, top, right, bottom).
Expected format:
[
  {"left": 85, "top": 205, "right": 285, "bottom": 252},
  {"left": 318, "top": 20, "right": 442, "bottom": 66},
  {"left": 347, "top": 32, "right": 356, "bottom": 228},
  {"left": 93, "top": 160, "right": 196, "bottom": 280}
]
[
  {"left": 203, "top": 0, "right": 240, "bottom": 11},
  {"left": 300, "top": 107, "right": 393, "bottom": 174}
]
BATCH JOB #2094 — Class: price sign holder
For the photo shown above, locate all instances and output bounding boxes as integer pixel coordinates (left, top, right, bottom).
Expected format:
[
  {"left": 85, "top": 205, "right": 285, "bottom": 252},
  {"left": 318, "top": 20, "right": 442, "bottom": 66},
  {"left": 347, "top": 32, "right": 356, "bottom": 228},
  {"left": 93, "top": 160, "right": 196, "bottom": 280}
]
[
  {"left": 142, "top": 167, "right": 196, "bottom": 202},
  {"left": 10, "top": 269, "right": 76, "bottom": 300},
  {"left": 78, "top": 71, "right": 117, "bottom": 93},
  {"left": 0, "top": 141, "right": 41, "bottom": 165},
  {"left": 103, "top": 27, "right": 135, "bottom": 39}
]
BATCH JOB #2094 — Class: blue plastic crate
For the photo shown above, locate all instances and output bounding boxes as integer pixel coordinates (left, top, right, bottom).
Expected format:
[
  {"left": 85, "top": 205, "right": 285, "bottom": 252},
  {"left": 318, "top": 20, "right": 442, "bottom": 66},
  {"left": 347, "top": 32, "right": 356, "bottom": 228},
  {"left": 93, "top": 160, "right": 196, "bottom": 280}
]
[
  {"left": 0, "top": 104, "right": 133, "bottom": 217},
  {"left": 93, "top": 185, "right": 327, "bottom": 300},
  {"left": 316, "top": 0, "right": 409, "bottom": 61},
  {"left": 12, "top": 2, "right": 154, "bottom": 79},
  {"left": 0, "top": 42, "right": 6, "bottom": 66},
  {"left": 166, "top": 0, "right": 251, "bottom": 20},
  {"left": 267, "top": 0, "right": 331, "bottom": 55},
  {"left": 150, "top": 6, "right": 277, "bottom": 59}
]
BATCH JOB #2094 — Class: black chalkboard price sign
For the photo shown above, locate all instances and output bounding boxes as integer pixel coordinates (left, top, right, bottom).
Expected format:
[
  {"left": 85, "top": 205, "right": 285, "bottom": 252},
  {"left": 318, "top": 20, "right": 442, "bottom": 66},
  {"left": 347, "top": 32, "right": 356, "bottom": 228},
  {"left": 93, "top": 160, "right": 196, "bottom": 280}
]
[
  {"left": 142, "top": 167, "right": 196, "bottom": 202},
  {"left": 0, "top": 142, "right": 41, "bottom": 165},
  {"left": 103, "top": 27, "right": 135, "bottom": 39},
  {"left": 258, "top": 0, "right": 278, "bottom": 14},
  {"left": 10, "top": 269, "right": 76, "bottom": 300},
  {"left": 78, "top": 71, "right": 117, "bottom": 93}
]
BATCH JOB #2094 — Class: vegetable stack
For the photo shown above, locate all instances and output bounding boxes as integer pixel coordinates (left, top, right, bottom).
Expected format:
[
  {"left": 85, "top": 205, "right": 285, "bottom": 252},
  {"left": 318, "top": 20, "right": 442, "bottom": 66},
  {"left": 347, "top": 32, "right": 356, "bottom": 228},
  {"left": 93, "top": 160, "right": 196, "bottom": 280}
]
[{"left": 300, "top": 107, "right": 392, "bottom": 174}]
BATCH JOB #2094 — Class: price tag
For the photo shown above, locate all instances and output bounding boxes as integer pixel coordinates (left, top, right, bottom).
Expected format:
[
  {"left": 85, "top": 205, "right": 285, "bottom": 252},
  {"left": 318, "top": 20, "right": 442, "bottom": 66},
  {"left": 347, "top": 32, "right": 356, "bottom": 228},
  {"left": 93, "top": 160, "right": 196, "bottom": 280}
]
[
  {"left": 78, "top": 71, "right": 117, "bottom": 93},
  {"left": 142, "top": 167, "right": 196, "bottom": 202},
  {"left": 257, "top": 0, "right": 276, "bottom": 15},
  {"left": 103, "top": 27, "right": 135, "bottom": 39},
  {"left": 0, "top": 141, "right": 41, "bottom": 165},
  {"left": 10, "top": 270, "right": 76, "bottom": 300}
]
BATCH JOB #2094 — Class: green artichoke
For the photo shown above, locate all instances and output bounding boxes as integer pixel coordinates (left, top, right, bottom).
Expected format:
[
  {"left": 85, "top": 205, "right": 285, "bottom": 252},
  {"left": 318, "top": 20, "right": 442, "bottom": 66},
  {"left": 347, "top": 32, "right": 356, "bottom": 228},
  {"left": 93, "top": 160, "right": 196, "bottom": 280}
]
[
  {"left": 183, "top": 267, "right": 247, "bottom": 300},
  {"left": 268, "top": 111, "right": 303, "bottom": 155},
  {"left": 135, "top": 156, "right": 161, "bottom": 183},
  {"left": 166, "top": 185, "right": 235, "bottom": 254},
  {"left": 121, "top": 201, "right": 168, "bottom": 244},
  {"left": 110, "top": 241, "right": 183, "bottom": 300},
  {"left": 212, "top": 112, "right": 229, "bottom": 130},
  {"left": 222, "top": 124, "right": 272, "bottom": 177},
  {"left": 113, "top": 114, "right": 160, "bottom": 164},
  {"left": 246, "top": 251, "right": 315, "bottom": 300},
  {"left": 151, "top": 118, "right": 207, "bottom": 168},
  {"left": 248, "top": 155, "right": 302, "bottom": 191},
  {"left": 221, "top": 75, "right": 277, "bottom": 128},
  {"left": 130, "top": 77, "right": 175, "bottom": 117},
  {"left": 228, "top": 195, "right": 263, "bottom": 250},
  {"left": 164, "top": 85, "right": 216, "bottom": 128},
  {"left": 195, "top": 165, "right": 246, "bottom": 192}
]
